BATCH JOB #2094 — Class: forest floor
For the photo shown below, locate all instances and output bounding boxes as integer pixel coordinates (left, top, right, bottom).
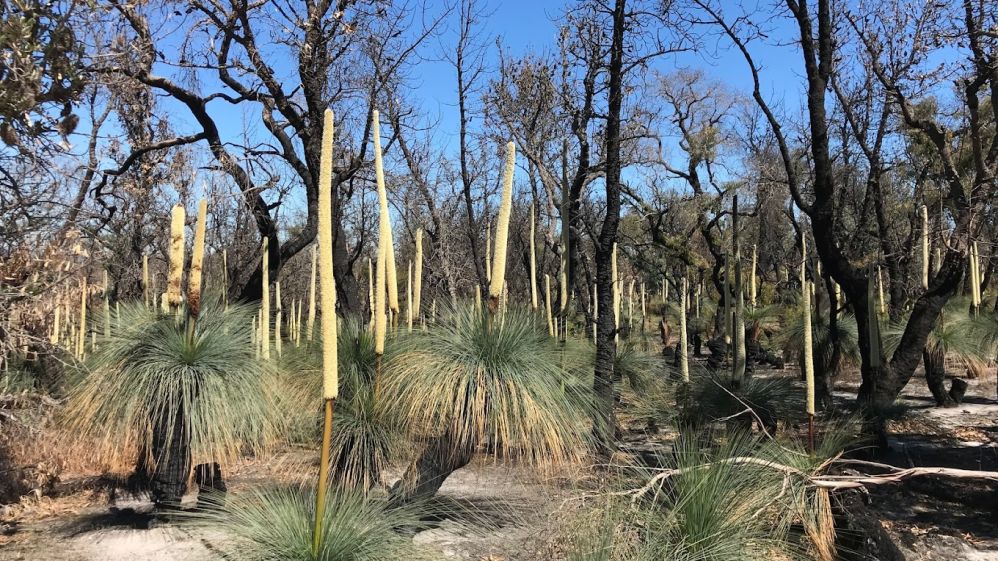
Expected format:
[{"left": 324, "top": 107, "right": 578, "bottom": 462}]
[{"left": 1, "top": 366, "right": 996, "bottom": 561}]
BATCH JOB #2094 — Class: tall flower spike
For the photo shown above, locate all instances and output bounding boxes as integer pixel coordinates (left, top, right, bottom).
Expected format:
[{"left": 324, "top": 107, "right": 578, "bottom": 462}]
[
  {"left": 261, "top": 237, "right": 270, "bottom": 360},
  {"left": 371, "top": 110, "right": 398, "bottom": 316},
  {"left": 406, "top": 260, "right": 413, "bottom": 332},
  {"left": 142, "top": 254, "right": 149, "bottom": 307},
  {"left": 167, "top": 204, "right": 186, "bottom": 308},
  {"left": 188, "top": 199, "right": 208, "bottom": 318},
  {"left": 545, "top": 274, "right": 554, "bottom": 336},
  {"left": 680, "top": 277, "right": 689, "bottom": 382},
  {"left": 307, "top": 244, "right": 317, "bottom": 341},
  {"left": 529, "top": 203, "right": 538, "bottom": 310},
  {"left": 489, "top": 142, "right": 516, "bottom": 304},
  {"left": 103, "top": 270, "right": 111, "bottom": 338},
  {"left": 921, "top": 205, "right": 929, "bottom": 290},
  {"left": 317, "top": 108, "right": 339, "bottom": 399},
  {"left": 375, "top": 241, "right": 387, "bottom": 354},
  {"left": 414, "top": 229, "right": 423, "bottom": 323},
  {"left": 275, "top": 281, "right": 283, "bottom": 357}
]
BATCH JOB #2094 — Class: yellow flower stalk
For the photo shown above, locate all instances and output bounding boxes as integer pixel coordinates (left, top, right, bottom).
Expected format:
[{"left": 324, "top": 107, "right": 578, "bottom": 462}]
[
  {"left": 489, "top": 142, "right": 516, "bottom": 307},
  {"left": 222, "top": 248, "right": 229, "bottom": 310},
  {"left": 252, "top": 316, "right": 259, "bottom": 359},
  {"left": 592, "top": 283, "right": 598, "bottom": 344},
  {"left": 627, "top": 279, "right": 634, "bottom": 328},
  {"left": 307, "top": 244, "right": 317, "bottom": 341},
  {"left": 406, "top": 260, "right": 413, "bottom": 332},
  {"left": 640, "top": 282, "right": 646, "bottom": 333},
  {"left": 167, "top": 204, "right": 186, "bottom": 308},
  {"left": 314, "top": 108, "right": 339, "bottom": 555},
  {"left": 261, "top": 237, "right": 270, "bottom": 360},
  {"left": 529, "top": 203, "right": 538, "bottom": 310},
  {"left": 545, "top": 274, "right": 554, "bottom": 337},
  {"left": 486, "top": 223, "right": 492, "bottom": 283},
  {"left": 921, "top": 205, "right": 929, "bottom": 290},
  {"left": 160, "top": 292, "right": 169, "bottom": 313},
  {"left": 750, "top": 244, "right": 757, "bottom": 308},
  {"left": 803, "top": 278, "right": 815, "bottom": 416},
  {"left": 275, "top": 281, "right": 283, "bottom": 358},
  {"left": 867, "top": 265, "right": 882, "bottom": 368},
  {"left": 368, "top": 257, "right": 375, "bottom": 331},
  {"left": 142, "top": 254, "right": 150, "bottom": 307},
  {"left": 375, "top": 241, "right": 387, "bottom": 355},
  {"left": 103, "top": 270, "right": 111, "bottom": 339},
  {"left": 77, "top": 278, "right": 87, "bottom": 358},
  {"left": 414, "top": 229, "right": 423, "bottom": 323},
  {"left": 680, "top": 277, "right": 689, "bottom": 383},
  {"left": 51, "top": 297, "right": 60, "bottom": 345},
  {"left": 971, "top": 241, "right": 981, "bottom": 310},
  {"left": 371, "top": 110, "right": 398, "bottom": 318},
  {"left": 189, "top": 199, "right": 208, "bottom": 318},
  {"left": 296, "top": 298, "right": 303, "bottom": 346},
  {"left": 877, "top": 266, "right": 886, "bottom": 316}
]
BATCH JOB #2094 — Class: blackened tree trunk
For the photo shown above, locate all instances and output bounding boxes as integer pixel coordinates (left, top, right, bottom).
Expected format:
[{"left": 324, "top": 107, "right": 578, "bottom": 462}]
[
  {"left": 923, "top": 346, "right": 955, "bottom": 407},
  {"left": 388, "top": 428, "right": 475, "bottom": 507},
  {"left": 150, "top": 404, "right": 191, "bottom": 507},
  {"left": 592, "top": 0, "right": 627, "bottom": 459}
]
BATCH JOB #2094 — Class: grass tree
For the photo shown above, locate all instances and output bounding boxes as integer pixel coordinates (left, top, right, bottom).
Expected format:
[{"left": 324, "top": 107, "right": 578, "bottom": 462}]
[
  {"left": 66, "top": 200, "right": 275, "bottom": 508},
  {"left": 385, "top": 142, "right": 593, "bottom": 505}
]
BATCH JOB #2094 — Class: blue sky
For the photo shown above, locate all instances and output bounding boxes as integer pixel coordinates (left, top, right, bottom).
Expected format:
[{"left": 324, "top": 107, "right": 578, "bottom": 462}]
[
  {"left": 67, "top": 0, "right": 809, "bottom": 210},
  {"left": 407, "top": 0, "right": 806, "bottom": 159}
]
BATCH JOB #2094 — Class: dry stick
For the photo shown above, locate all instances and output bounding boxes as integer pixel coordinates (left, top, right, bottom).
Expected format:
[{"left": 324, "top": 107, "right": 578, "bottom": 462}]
[{"left": 313, "top": 108, "right": 338, "bottom": 555}]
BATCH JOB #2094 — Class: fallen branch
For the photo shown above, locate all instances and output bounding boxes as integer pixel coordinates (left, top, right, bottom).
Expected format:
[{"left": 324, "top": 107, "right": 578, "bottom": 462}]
[{"left": 622, "top": 456, "right": 998, "bottom": 499}]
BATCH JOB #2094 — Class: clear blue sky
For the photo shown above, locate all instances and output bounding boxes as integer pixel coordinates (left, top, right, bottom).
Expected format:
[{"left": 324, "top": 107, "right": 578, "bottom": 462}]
[{"left": 407, "top": 0, "right": 806, "bottom": 159}]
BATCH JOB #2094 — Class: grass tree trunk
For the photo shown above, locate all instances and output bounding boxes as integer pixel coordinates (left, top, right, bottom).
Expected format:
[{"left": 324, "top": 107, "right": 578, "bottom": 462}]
[
  {"left": 389, "top": 429, "right": 475, "bottom": 507},
  {"left": 150, "top": 405, "right": 191, "bottom": 506},
  {"left": 923, "top": 346, "right": 955, "bottom": 407}
]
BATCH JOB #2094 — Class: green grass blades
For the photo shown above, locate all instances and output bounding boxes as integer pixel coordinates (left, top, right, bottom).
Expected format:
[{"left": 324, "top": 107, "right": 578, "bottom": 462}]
[
  {"left": 63, "top": 296, "right": 278, "bottom": 470},
  {"left": 276, "top": 318, "right": 408, "bottom": 489},
  {"left": 383, "top": 303, "right": 593, "bottom": 466},
  {"left": 564, "top": 431, "right": 806, "bottom": 561},
  {"left": 184, "top": 485, "right": 434, "bottom": 561},
  {"left": 681, "top": 368, "right": 797, "bottom": 431}
]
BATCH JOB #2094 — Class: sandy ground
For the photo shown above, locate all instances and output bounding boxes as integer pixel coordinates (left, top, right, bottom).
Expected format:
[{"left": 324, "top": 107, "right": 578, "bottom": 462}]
[{"left": 2, "top": 367, "right": 996, "bottom": 561}]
